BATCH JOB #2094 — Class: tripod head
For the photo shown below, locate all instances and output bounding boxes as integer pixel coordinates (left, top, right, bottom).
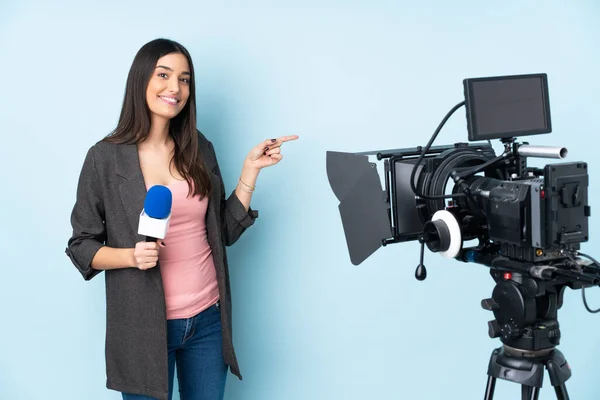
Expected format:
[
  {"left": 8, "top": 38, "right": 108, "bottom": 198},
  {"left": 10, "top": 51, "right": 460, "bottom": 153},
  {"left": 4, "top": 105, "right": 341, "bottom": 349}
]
[
  {"left": 483, "top": 269, "right": 563, "bottom": 352},
  {"left": 465, "top": 250, "right": 600, "bottom": 399},
  {"left": 459, "top": 246, "right": 600, "bottom": 350}
]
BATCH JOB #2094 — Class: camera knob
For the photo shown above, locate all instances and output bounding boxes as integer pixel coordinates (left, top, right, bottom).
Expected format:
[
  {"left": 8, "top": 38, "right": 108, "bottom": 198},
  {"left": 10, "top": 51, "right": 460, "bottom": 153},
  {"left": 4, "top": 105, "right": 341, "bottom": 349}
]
[
  {"left": 501, "top": 320, "right": 521, "bottom": 340},
  {"left": 548, "top": 328, "right": 561, "bottom": 345},
  {"left": 481, "top": 298, "right": 499, "bottom": 311},
  {"left": 488, "top": 320, "right": 502, "bottom": 338}
]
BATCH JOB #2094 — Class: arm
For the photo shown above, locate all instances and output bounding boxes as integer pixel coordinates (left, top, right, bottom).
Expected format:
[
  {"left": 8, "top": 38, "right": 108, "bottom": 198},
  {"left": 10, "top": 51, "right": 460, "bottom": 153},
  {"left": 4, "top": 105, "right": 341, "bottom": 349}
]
[
  {"left": 208, "top": 141, "right": 258, "bottom": 246},
  {"left": 65, "top": 146, "right": 135, "bottom": 280},
  {"left": 90, "top": 247, "right": 136, "bottom": 270},
  {"left": 208, "top": 134, "right": 298, "bottom": 246}
]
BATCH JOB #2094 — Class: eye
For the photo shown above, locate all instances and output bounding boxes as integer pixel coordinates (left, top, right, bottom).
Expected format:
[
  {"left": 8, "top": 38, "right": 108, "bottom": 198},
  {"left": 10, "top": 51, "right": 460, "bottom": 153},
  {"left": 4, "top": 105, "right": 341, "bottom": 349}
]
[
  {"left": 158, "top": 72, "right": 168, "bottom": 78},
  {"left": 180, "top": 77, "right": 190, "bottom": 84}
]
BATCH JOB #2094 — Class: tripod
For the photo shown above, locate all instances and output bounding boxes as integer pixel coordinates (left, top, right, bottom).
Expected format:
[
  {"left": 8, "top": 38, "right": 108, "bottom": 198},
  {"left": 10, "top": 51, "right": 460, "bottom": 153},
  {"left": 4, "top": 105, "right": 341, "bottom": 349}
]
[
  {"left": 483, "top": 345, "right": 571, "bottom": 400},
  {"left": 479, "top": 268, "right": 577, "bottom": 399}
]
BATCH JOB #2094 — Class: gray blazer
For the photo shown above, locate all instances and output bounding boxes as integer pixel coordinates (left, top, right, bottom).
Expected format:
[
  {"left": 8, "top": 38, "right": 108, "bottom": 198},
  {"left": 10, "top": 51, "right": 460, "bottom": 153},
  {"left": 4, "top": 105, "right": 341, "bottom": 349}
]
[{"left": 65, "top": 131, "right": 257, "bottom": 399}]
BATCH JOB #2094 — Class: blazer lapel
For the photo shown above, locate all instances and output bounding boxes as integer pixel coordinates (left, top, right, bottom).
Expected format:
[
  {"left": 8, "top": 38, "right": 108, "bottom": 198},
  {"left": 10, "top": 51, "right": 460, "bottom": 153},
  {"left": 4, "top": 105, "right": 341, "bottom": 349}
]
[
  {"left": 114, "top": 143, "right": 147, "bottom": 240},
  {"left": 197, "top": 134, "right": 223, "bottom": 255}
]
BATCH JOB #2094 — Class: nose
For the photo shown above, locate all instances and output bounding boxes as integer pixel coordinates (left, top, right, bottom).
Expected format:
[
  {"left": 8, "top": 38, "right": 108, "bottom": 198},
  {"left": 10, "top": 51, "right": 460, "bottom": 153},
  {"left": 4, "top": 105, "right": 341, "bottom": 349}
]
[{"left": 167, "top": 76, "right": 180, "bottom": 93}]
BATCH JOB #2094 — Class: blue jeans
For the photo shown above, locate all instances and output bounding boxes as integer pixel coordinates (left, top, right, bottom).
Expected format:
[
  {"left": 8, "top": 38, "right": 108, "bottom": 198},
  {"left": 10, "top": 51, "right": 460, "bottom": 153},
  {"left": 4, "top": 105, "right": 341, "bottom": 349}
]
[{"left": 122, "top": 302, "right": 227, "bottom": 400}]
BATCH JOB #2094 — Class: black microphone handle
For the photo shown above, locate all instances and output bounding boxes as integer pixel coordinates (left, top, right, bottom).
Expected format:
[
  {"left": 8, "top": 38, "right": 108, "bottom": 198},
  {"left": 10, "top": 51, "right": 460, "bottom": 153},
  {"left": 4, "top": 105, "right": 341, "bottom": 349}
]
[{"left": 145, "top": 236, "right": 158, "bottom": 243}]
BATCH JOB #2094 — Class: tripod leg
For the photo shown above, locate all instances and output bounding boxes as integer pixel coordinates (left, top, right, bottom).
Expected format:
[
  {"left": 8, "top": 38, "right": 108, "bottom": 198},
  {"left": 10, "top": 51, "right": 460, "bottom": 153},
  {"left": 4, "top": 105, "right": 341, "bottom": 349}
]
[
  {"left": 521, "top": 385, "right": 530, "bottom": 400},
  {"left": 545, "top": 350, "right": 571, "bottom": 400},
  {"left": 554, "top": 384, "right": 570, "bottom": 400},
  {"left": 484, "top": 375, "right": 496, "bottom": 400},
  {"left": 529, "top": 387, "right": 540, "bottom": 400},
  {"left": 520, "top": 385, "right": 540, "bottom": 400}
]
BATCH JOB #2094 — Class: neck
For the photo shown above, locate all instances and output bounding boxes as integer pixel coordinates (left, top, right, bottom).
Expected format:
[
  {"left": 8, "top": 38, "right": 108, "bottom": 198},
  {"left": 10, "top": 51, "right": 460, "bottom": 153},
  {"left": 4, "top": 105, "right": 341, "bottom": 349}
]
[{"left": 145, "top": 115, "right": 171, "bottom": 147}]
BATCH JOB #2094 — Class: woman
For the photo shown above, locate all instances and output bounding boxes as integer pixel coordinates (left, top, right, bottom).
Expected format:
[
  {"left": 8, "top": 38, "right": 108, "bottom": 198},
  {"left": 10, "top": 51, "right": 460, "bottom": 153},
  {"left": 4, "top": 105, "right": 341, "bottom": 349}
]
[{"left": 65, "top": 38, "right": 298, "bottom": 400}]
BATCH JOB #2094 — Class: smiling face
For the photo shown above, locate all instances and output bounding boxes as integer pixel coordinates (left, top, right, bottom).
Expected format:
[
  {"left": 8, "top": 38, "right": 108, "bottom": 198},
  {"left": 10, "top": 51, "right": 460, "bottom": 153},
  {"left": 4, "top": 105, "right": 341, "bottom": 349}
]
[{"left": 145, "top": 52, "right": 191, "bottom": 123}]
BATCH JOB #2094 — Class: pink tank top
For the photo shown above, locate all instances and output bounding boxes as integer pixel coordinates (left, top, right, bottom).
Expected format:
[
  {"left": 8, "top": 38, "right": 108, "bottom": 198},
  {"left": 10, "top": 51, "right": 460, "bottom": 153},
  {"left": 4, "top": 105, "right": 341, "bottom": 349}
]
[{"left": 148, "top": 180, "right": 220, "bottom": 320}]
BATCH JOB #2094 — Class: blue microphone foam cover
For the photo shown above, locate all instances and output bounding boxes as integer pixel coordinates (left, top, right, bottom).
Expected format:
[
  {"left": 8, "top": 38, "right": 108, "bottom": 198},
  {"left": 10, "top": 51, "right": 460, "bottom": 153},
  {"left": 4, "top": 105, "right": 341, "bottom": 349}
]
[{"left": 144, "top": 185, "right": 172, "bottom": 219}]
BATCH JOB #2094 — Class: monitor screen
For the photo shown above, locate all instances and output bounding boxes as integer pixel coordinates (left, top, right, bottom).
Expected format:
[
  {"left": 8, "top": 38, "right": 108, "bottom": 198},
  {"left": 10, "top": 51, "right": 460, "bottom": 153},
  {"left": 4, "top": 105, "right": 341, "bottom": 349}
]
[{"left": 464, "top": 73, "right": 552, "bottom": 141}]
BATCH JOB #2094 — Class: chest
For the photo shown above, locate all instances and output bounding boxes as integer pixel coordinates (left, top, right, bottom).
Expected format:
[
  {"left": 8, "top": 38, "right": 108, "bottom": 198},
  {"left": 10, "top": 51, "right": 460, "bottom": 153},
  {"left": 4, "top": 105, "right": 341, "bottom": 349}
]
[
  {"left": 138, "top": 147, "right": 184, "bottom": 186},
  {"left": 149, "top": 180, "right": 208, "bottom": 224}
]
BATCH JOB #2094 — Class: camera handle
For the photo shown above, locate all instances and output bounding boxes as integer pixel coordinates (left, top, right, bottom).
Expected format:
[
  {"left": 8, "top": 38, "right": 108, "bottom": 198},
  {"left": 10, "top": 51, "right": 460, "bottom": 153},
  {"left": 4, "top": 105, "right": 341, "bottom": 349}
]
[{"left": 415, "top": 241, "right": 427, "bottom": 281}]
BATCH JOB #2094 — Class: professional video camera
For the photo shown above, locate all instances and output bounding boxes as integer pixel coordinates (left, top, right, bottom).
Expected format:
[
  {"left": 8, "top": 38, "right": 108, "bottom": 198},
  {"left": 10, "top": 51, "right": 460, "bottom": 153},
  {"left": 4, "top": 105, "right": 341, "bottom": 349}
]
[{"left": 326, "top": 73, "right": 600, "bottom": 400}]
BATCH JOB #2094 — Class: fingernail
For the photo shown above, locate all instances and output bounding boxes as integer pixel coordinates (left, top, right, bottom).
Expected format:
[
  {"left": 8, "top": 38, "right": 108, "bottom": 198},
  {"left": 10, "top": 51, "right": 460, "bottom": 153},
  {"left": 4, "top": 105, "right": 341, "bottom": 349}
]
[
  {"left": 263, "top": 151, "right": 267, "bottom": 155},
  {"left": 271, "top": 139, "right": 276, "bottom": 142},
  {"left": 264, "top": 147, "right": 269, "bottom": 151}
]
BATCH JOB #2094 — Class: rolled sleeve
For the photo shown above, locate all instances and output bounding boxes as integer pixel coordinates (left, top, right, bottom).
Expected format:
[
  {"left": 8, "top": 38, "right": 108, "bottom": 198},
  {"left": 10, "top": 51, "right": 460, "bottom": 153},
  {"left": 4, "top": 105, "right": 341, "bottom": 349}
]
[
  {"left": 225, "top": 190, "right": 258, "bottom": 228},
  {"left": 222, "top": 187, "right": 259, "bottom": 246},
  {"left": 66, "top": 146, "right": 107, "bottom": 281}
]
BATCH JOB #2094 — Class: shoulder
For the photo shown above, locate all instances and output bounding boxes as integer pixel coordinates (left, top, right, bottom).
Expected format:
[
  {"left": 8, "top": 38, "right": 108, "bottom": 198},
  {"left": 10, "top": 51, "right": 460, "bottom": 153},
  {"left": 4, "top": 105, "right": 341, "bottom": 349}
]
[
  {"left": 197, "top": 129, "right": 214, "bottom": 151},
  {"left": 197, "top": 129, "right": 219, "bottom": 167},
  {"left": 88, "top": 138, "right": 132, "bottom": 162},
  {"left": 90, "top": 138, "right": 119, "bottom": 155},
  {"left": 82, "top": 139, "right": 129, "bottom": 175}
]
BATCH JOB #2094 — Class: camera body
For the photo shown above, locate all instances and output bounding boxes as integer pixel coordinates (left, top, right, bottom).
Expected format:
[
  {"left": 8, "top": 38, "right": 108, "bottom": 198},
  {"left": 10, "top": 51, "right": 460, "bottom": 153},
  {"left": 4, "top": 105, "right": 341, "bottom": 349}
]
[
  {"left": 462, "top": 162, "right": 590, "bottom": 263},
  {"left": 403, "top": 140, "right": 591, "bottom": 266},
  {"left": 326, "top": 73, "right": 591, "bottom": 269}
]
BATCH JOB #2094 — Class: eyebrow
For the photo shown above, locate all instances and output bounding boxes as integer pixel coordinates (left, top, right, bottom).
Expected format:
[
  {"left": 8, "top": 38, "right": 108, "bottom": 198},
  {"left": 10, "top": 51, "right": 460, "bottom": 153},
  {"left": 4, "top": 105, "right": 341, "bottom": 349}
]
[{"left": 156, "top": 65, "right": 191, "bottom": 76}]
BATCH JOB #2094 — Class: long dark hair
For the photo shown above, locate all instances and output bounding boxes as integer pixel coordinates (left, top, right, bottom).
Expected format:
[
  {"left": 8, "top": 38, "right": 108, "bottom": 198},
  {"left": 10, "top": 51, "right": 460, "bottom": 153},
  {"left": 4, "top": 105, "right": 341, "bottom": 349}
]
[{"left": 103, "top": 38, "right": 212, "bottom": 199}]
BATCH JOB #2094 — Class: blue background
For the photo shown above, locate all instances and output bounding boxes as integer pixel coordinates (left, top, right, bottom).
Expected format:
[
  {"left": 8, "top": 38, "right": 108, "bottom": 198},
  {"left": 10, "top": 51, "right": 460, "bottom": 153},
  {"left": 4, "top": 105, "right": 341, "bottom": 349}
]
[{"left": 1, "top": 1, "right": 600, "bottom": 399}]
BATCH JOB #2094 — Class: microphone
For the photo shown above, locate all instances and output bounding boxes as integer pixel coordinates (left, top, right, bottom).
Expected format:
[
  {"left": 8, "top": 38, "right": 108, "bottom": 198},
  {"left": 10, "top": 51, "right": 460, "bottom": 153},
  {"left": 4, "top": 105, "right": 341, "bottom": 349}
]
[{"left": 138, "top": 185, "right": 173, "bottom": 242}]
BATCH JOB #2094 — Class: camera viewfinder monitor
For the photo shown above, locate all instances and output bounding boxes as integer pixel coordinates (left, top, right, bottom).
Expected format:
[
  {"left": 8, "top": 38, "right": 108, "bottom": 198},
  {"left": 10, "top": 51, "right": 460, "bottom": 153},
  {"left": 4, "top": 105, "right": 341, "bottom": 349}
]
[{"left": 464, "top": 73, "right": 552, "bottom": 142}]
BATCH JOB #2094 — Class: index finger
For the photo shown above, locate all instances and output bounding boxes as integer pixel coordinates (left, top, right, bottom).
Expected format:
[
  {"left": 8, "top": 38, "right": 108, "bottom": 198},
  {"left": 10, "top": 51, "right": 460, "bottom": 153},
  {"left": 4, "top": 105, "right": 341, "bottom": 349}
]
[{"left": 276, "top": 135, "right": 299, "bottom": 144}]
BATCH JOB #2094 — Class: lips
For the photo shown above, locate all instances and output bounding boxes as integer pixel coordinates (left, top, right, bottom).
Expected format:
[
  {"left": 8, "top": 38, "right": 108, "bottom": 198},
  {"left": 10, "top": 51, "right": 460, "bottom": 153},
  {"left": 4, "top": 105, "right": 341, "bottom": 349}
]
[{"left": 159, "top": 95, "right": 179, "bottom": 105}]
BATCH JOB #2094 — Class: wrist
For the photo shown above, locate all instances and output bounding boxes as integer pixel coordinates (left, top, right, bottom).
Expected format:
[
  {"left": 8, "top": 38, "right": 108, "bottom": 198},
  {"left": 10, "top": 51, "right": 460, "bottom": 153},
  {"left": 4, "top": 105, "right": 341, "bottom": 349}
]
[
  {"left": 241, "top": 161, "right": 260, "bottom": 183},
  {"left": 243, "top": 158, "right": 261, "bottom": 174},
  {"left": 236, "top": 164, "right": 258, "bottom": 195},
  {"left": 125, "top": 248, "right": 136, "bottom": 268}
]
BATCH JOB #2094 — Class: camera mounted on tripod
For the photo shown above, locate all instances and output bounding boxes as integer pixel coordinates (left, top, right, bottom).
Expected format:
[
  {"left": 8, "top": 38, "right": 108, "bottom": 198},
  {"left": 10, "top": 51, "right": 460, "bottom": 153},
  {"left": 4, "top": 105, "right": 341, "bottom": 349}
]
[{"left": 326, "top": 73, "right": 600, "bottom": 399}]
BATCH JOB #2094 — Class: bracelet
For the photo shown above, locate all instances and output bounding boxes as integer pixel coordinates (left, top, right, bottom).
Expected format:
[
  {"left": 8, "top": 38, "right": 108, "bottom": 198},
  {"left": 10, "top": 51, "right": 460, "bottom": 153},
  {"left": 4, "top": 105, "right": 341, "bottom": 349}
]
[
  {"left": 238, "top": 178, "right": 256, "bottom": 192},
  {"left": 239, "top": 177, "right": 256, "bottom": 190}
]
